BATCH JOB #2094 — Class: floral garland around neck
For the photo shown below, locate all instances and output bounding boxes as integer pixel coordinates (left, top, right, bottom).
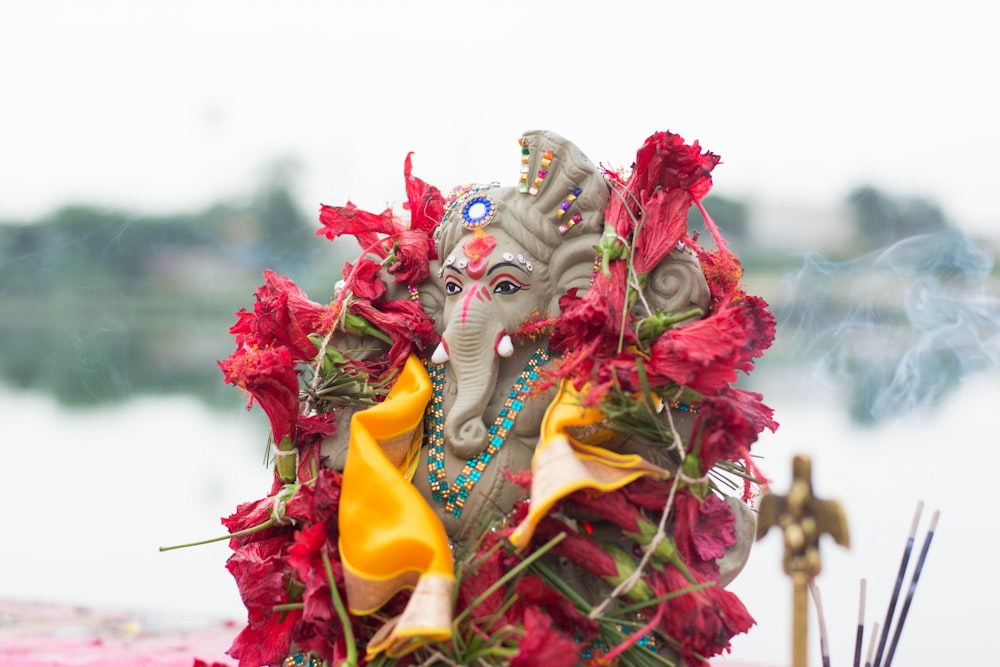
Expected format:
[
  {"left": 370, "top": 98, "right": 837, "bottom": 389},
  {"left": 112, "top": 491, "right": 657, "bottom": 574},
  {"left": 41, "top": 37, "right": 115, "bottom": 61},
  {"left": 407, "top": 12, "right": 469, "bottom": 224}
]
[{"left": 425, "top": 348, "right": 551, "bottom": 518}]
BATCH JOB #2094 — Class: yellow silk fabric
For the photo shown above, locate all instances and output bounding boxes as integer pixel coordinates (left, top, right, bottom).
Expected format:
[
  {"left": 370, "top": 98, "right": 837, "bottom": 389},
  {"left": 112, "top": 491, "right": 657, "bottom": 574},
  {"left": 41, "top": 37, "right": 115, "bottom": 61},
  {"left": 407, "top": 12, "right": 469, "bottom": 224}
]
[
  {"left": 509, "top": 380, "right": 670, "bottom": 550},
  {"left": 338, "top": 355, "right": 454, "bottom": 657}
]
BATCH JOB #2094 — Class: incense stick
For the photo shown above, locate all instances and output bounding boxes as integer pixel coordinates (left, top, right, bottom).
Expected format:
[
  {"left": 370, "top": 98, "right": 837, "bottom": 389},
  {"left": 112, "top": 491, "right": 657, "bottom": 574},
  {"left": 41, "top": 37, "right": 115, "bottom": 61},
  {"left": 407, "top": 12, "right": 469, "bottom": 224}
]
[
  {"left": 864, "top": 621, "right": 880, "bottom": 667},
  {"left": 809, "top": 579, "right": 830, "bottom": 667},
  {"left": 854, "top": 578, "right": 867, "bottom": 667},
  {"left": 872, "top": 500, "right": 923, "bottom": 667},
  {"left": 883, "top": 510, "right": 939, "bottom": 667},
  {"left": 809, "top": 580, "right": 832, "bottom": 667}
]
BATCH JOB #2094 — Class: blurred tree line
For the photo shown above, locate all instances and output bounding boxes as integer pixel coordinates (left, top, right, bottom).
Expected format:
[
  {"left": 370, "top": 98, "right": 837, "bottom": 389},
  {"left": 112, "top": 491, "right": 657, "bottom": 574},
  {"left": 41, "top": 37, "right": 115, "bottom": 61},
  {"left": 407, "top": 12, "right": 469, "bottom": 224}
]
[
  {"left": 2, "top": 179, "right": 992, "bottom": 423},
  {"left": 0, "top": 173, "right": 350, "bottom": 407}
]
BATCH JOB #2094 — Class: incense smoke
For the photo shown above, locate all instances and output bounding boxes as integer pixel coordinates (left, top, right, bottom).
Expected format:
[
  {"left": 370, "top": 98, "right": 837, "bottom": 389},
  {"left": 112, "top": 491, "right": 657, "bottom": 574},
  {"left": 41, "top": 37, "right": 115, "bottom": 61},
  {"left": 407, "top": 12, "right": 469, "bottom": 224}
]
[{"left": 779, "top": 229, "right": 1000, "bottom": 423}]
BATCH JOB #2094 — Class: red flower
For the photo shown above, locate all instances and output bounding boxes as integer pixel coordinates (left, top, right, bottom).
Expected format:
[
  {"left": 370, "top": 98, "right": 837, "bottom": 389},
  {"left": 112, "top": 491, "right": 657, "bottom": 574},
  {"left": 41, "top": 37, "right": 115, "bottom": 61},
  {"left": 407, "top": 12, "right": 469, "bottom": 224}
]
[
  {"left": 510, "top": 606, "right": 582, "bottom": 667},
  {"left": 219, "top": 345, "right": 300, "bottom": 446},
  {"left": 671, "top": 490, "right": 737, "bottom": 580},
  {"left": 622, "top": 476, "right": 675, "bottom": 512},
  {"left": 222, "top": 493, "right": 290, "bottom": 549},
  {"left": 532, "top": 516, "right": 619, "bottom": 580},
  {"left": 317, "top": 202, "right": 399, "bottom": 257},
  {"left": 513, "top": 575, "right": 599, "bottom": 637},
  {"left": 456, "top": 531, "right": 510, "bottom": 631},
  {"left": 226, "top": 540, "right": 291, "bottom": 615},
  {"left": 632, "top": 132, "right": 719, "bottom": 202},
  {"left": 386, "top": 229, "right": 433, "bottom": 284},
  {"left": 647, "top": 294, "right": 774, "bottom": 394},
  {"left": 349, "top": 296, "right": 438, "bottom": 372},
  {"left": 286, "top": 523, "right": 336, "bottom": 626},
  {"left": 341, "top": 257, "right": 386, "bottom": 302},
  {"left": 227, "top": 606, "right": 301, "bottom": 667},
  {"left": 631, "top": 187, "right": 693, "bottom": 275},
  {"left": 320, "top": 152, "right": 440, "bottom": 290},
  {"left": 691, "top": 388, "right": 776, "bottom": 473},
  {"left": 550, "top": 261, "right": 634, "bottom": 393},
  {"left": 654, "top": 565, "right": 754, "bottom": 665},
  {"left": 564, "top": 487, "right": 642, "bottom": 534},
  {"left": 604, "top": 131, "right": 719, "bottom": 242},
  {"left": 230, "top": 270, "right": 335, "bottom": 362},
  {"left": 283, "top": 469, "right": 341, "bottom": 525},
  {"left": 401, "top": 151, "right": 444, "bottom": 239},
  {"left": 297, "top": 412, "right": 338, "bottom": 440},
  {"left": 225, "top": 539, "right": 302, "bottom": 667}
]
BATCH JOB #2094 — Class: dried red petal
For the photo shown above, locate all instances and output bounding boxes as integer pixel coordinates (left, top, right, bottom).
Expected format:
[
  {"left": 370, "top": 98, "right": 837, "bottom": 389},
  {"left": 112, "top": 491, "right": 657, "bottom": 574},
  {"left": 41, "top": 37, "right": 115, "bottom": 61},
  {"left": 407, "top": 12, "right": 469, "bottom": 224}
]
[
  {"left": 653, "top": 565, "right": 754, "bottom": 665},
  {"left": 218, "top": 345, "right": 299, "bottom": 445},
  {"left": 672, "top": 491, "right": 736, "bottom": 580},
  {"left": 386, "top": 229, "right": 433, "bottom": 284},
  {"left": 402, "top": 151, "right": 445, "bottom": 238},
  {"left": 317, "top": 202, "right": 399, "bottom": 255},
  {"left": 510, "top": 606, "right": 582, "bottom": 667},
  {"left": 341, "top": 257, "right": 386, "bottom": 302},
  {"left": 229, "top": 270, "right": 336, "bottom": 361},
  {"left": 692, "top": 388, "right": 776, "bottom": 472}
]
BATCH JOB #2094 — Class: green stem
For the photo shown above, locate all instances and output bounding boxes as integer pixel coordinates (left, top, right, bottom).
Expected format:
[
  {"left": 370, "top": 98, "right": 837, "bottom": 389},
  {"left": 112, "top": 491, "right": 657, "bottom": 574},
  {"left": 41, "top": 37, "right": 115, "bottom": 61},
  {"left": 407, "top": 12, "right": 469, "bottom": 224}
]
[
  {"left": 158, "top": 518, "right": 276, "bottom": 551},
  {"left": 323, "top": 551, "right": 358, "bottom": 667},
  {"left": 609, "top": 581, "right": 714, "bottom": 619},
  {"left": 635, "top": 358, "right": 672, "bottom": 444},
  {"left": 530, "top": 559, "right": 592, "bottom": 611}
]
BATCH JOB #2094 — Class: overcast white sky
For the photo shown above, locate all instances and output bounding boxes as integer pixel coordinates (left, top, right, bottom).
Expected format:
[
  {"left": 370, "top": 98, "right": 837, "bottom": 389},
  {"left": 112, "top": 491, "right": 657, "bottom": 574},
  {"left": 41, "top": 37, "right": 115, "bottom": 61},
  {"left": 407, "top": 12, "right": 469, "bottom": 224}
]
[{"left": 2, "top": 0, "right": 998, "bottom": 240}]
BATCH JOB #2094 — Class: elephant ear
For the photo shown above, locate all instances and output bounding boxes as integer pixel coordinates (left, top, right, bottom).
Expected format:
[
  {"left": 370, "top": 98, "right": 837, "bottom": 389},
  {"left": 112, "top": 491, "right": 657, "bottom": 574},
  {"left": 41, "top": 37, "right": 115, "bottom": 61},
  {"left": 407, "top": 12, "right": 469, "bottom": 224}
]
[
  {"left": 417, "top": 258, "right": 446, "bottom": 333},
  {"left": 510, "top": 130, "right": 610, "bottom": 317},
  {"left": 546, "top": 232, "right": 603, "bottom": 316},
  {"left": 636, "top": 247, "right": 711, "bottom": 321}
]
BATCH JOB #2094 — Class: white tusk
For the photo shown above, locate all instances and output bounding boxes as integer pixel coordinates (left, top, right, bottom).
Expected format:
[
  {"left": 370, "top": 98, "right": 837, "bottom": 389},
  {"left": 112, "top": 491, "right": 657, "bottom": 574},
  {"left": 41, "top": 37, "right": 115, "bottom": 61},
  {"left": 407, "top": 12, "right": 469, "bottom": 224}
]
[
  {"left": 431, "top": 342, "right": 449, "bottom": 364},
  {"left": 496, "top": 334, "right": 514, "bottom": 358}
]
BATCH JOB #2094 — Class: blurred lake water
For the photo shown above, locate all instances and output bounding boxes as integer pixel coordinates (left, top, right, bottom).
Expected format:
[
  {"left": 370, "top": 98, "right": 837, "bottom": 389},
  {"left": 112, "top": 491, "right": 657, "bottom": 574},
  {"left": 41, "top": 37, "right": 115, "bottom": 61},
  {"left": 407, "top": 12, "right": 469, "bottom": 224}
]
[
  {"left": 4, "top": 360, "right": 997, "bottom": 665},
  {"left": 2, "top": 386, "right": 271, "bottom": 627}
]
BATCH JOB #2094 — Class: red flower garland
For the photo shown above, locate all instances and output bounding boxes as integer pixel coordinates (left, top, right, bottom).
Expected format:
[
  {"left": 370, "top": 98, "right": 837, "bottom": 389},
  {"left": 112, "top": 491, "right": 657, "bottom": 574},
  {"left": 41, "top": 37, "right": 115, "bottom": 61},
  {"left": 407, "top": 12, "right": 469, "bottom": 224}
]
[{"left": 210, "top": 133, "right": 777, "bottom": 666}]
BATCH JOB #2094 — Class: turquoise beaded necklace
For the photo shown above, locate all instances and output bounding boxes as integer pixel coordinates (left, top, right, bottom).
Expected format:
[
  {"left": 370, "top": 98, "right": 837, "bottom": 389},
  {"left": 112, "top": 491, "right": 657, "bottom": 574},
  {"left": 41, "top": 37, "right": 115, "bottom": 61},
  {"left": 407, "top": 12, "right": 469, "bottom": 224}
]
[{"left": 425, "top": 349, "right": 550, "bottom": 519}]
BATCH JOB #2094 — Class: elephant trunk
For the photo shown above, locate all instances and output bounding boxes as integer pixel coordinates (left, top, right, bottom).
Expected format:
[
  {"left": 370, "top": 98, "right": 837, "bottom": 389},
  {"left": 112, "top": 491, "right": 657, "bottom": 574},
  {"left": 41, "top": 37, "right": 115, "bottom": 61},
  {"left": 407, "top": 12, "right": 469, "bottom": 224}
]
[{"left": 439, "top": 309, "right": 505, "bottom": 460}]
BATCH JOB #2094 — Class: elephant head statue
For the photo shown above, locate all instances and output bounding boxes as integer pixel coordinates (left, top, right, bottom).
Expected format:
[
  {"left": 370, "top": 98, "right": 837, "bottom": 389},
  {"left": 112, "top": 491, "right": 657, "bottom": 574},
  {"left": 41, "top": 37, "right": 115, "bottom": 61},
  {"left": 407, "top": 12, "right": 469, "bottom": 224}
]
[
  {"left": 423, "top": 130, "right": 610, "bottom": 460},
  {"left": 406, "top": 130, "right": 712, "bottom": 539},
  {"left": 321, "top": 130, "right": 714, "bottom": 540}
]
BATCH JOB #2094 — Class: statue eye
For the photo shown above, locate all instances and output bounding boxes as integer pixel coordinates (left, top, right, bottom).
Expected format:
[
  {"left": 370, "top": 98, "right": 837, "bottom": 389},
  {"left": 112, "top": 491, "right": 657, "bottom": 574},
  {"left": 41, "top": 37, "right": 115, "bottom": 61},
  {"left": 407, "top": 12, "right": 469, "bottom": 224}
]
[
  {"left": 493, "top": 280, "right": 522, "bottom": 296},
  {"left": 445, "top": 281, "right": 463, "bottom": 296}
]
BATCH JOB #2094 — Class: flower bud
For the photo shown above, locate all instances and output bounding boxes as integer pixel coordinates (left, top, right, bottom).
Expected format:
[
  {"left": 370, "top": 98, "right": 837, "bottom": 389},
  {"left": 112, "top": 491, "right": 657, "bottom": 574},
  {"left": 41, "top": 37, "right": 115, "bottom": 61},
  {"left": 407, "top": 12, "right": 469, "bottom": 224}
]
[
  {"left": 342, "top": 312, "right": 393, "bottom": 345},
  {"left": 602, "top": 541, "right": 654, "bottom": 602}
]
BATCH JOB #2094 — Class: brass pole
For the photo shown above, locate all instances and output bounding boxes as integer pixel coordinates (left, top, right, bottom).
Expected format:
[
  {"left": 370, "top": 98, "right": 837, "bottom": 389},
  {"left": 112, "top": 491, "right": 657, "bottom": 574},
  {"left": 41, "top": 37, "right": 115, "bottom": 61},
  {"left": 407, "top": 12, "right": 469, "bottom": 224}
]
[{"left": 757, "top": 455, "right": 850, "bottom": 667}]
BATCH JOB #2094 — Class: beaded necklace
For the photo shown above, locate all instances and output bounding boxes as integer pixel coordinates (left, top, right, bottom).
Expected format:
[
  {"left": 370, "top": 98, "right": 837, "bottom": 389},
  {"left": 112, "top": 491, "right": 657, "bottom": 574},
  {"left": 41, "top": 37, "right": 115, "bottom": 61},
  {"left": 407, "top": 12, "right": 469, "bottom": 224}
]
[{"left": 425, "top": 348, "right": 550, "bottom": 519}]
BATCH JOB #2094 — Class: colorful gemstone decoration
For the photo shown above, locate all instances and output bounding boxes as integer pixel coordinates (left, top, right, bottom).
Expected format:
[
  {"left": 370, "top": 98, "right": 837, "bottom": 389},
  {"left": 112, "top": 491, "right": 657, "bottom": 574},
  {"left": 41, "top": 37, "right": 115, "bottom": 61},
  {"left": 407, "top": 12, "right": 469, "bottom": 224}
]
[
  {"left": 518, "top": 138, "right": 531, "bottom": 194},
  {"left": 556, "top": 186, "right": 583, "bottom": 219},
  {"left": 461, "top": 195, "right": 496, "bottom": 229},
  {"left": 529, "top": 150, "right": 554, "bottom": 196},
  {"left": 442, "top": 182, "right": 501, "bottom": 231},
  {"left": 558, "top": 213, "right": 583, "bottom": 235},
  {"left": 284, "top": 654, "right": 323, "bottom": 667},
  {"left": 668, "top": 399, "right": 701, "bottom": 414},
  {"left": 425, "top": 348, "right": 551, "bottom": 519}
]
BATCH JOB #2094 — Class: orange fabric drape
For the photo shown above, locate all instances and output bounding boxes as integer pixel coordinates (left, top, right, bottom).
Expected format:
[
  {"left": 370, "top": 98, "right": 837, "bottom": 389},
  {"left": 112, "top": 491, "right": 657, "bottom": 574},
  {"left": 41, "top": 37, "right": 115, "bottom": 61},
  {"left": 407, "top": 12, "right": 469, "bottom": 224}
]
[
  {"left": 338, "top": 355, "right": 454, "bottom": 657},
  {"left": 509, "top": 380, "right": 669, "bottom": 550}
]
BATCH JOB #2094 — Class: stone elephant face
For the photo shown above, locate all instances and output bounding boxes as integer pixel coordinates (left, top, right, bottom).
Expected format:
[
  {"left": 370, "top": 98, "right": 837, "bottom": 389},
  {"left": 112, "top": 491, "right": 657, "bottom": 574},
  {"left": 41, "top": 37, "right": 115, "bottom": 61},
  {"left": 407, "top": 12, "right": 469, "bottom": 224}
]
[{"left": 420, "top": 131, "right": 610, "bottom": 460}]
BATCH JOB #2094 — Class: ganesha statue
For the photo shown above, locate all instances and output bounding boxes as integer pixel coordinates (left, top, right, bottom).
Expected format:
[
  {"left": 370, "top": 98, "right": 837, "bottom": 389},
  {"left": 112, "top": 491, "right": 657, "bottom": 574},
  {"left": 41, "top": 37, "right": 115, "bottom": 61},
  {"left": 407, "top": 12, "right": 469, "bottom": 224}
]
[{"left": 217, "top": 130, "right": 777, "bottom": 666}]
